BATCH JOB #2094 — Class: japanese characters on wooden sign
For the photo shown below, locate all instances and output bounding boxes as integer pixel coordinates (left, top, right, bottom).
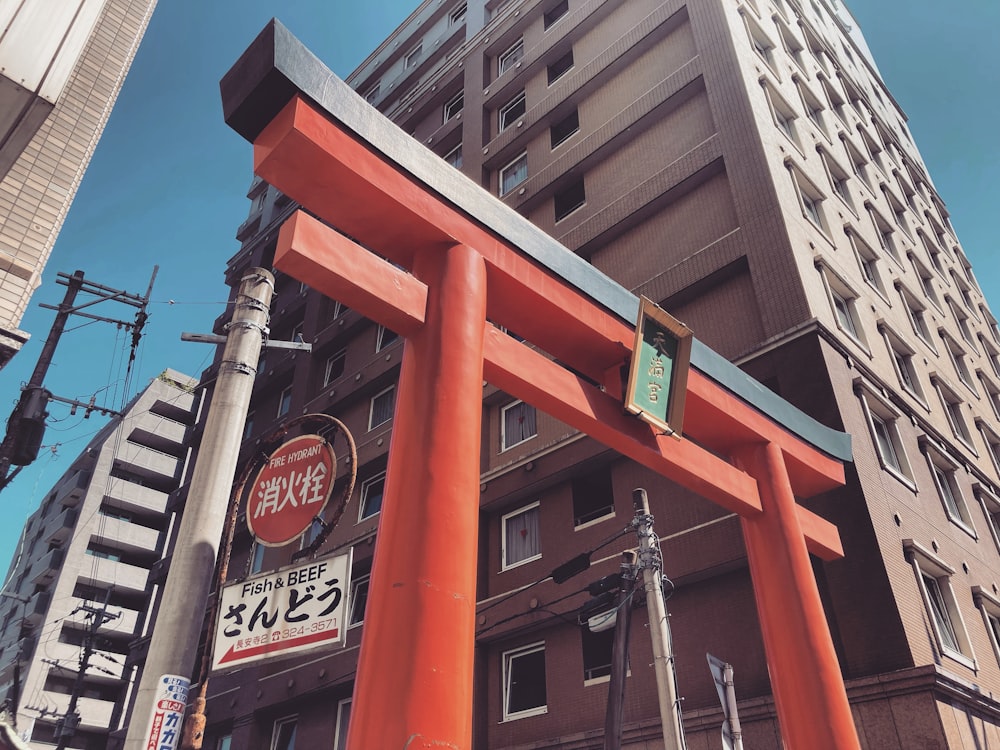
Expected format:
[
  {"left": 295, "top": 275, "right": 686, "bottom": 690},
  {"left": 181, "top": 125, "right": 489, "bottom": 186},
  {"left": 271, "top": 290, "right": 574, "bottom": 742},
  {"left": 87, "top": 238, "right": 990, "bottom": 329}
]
[
  {"left": 248, "top": 434, "right": 337, "bottom": 546},
  {"left": 211, "top": 551, "right": 352, "bottom": 671},
  {"left": 624, "top": 296, "right": 693, "bottom": 437}
]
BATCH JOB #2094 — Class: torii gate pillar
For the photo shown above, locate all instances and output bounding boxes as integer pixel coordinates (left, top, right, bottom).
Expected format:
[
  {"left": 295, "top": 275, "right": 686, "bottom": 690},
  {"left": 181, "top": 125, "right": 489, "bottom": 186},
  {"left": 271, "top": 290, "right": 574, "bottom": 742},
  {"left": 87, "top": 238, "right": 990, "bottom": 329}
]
[{"left": 349, "top": 244, "right": 487, "bottom": 748}]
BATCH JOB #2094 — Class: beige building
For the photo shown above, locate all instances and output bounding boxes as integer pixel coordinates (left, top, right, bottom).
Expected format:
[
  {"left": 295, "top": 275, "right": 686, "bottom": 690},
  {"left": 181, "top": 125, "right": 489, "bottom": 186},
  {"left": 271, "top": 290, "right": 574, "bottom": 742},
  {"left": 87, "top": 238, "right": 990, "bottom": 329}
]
[
  {"left": 131, "top": 1, "right": 1000, "bottom": 748},
  {"left": 0, "top": 0, "right": 159, "bottom": 368},
  {"left": 0, "top": 370, "right": 198, "bottom": 748}
]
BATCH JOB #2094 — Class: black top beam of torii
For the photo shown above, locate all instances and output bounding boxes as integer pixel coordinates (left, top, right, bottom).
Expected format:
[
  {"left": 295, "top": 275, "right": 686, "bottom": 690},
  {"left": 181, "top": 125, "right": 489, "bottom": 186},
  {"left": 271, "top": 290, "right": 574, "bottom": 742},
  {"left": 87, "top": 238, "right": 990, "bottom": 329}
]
[{"left": 220, "top": 20, "right": 850, "bottom": 464}]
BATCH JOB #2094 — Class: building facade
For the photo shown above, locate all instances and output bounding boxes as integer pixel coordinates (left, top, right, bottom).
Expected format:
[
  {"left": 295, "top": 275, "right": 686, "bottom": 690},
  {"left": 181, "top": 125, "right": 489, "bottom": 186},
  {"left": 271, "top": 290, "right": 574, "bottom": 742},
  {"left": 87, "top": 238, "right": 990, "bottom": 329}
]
[
  {"left": 0, "top": 0, "right": 159, "bottom": 368},
  {"left": 0, "top": 370, "right": 198, "bottom": 749},
  {"left": 182, "top": 1, "right": 1000, "bottom": 748}
]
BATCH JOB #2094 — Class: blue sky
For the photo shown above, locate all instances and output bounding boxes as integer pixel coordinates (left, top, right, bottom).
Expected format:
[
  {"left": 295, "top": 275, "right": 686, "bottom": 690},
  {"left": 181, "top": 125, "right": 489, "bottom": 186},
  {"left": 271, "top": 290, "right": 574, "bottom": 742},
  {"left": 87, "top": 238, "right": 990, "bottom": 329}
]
[{"left": 0, "top": 0, "right": 996, "bottom": 569}]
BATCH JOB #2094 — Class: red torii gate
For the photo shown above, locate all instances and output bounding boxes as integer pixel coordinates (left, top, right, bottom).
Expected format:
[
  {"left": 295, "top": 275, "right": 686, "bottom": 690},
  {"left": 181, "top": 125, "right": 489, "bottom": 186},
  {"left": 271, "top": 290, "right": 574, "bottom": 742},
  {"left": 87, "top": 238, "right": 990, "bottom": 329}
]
[{"left": 222, "top": 21, "right": 861, "bottom": 750}]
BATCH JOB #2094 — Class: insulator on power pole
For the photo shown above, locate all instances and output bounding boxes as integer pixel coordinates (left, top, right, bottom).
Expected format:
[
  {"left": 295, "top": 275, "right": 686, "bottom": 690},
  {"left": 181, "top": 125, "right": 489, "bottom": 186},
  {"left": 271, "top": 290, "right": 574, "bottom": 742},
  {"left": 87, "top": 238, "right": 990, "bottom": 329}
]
[
  {"left": 587, "top": 573, "right": 622, "bottom": 596},
  {"left": 551, "top": 552, "right": 591, "bottom": 583}
]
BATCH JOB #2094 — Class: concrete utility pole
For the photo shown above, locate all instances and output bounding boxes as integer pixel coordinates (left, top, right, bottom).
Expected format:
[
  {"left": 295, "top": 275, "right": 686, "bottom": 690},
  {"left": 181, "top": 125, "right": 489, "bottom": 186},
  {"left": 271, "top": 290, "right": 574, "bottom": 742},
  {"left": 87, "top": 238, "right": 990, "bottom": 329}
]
[
  {"left": 632, "top": 488, "right": 686, "bottom": 750},
  {"left": 604, "top": 551, "right": 636, "bottom": 750},
  {"left": 124, "top": 269, "right": 274, "bottom": 750}
]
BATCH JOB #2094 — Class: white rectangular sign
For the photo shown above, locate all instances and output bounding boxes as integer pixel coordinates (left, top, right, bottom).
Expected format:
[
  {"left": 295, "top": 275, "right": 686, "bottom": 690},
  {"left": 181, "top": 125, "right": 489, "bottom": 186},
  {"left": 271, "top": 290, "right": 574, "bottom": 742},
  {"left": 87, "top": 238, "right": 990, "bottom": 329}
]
[
  {"left": 212, "top": 551, "right": 352, "bottom": 671},
  {"left": 142, "top": 674, "right": 189, "bottom": 750}
]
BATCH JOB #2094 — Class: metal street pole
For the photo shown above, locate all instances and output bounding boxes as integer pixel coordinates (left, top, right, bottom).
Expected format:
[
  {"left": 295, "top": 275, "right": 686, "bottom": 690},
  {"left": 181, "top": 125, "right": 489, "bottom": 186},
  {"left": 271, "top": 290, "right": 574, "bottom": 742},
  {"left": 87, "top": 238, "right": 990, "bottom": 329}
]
[
  {"left": 632, "top": 488, "right": 685, "bottom": 750},
  {"left": 722, "top": 662, "right": 744, "bottom": 750},
  {"left": 124, "top": 269, "right": 274, "bottom": 750}
]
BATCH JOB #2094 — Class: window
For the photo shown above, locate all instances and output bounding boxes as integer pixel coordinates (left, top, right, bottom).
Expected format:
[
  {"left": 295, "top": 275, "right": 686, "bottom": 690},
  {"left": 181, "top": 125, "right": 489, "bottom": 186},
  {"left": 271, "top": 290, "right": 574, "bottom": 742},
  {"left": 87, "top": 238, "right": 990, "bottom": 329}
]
[
  {"left": 369, "top": 386, "right": 395, "bottom": 430},
  {"left": 884, "top": 332, "right": 924, "bottom": 402},
  {"left": 799, "top": 83, "right": 825, "bottom": 132},
  {"left": 925, "top": 447, "right": 974, "bottom": 532},
  {"left": 582, "top": 625, "right": 615, "bottom": 682},
  {"left": 981, "top": 374, "right": 1000, "bottom": 422},
  {"left": 899, "top": 287, "right": 933, "bottom": 346},
  {"left": 404, "top": 42, "right": 423, "bottom": 69},
  {"left": 772, "top": 101, "right": 796, "bottom": 142},
  {"left": 271, "top": 716, "right": 297, "bottom": 750},
  {"left": 250, "top": 187, "right": 268, "bottom": 212},
  {"left": 443, "top": 90, "right": 464, "bottom": 122},
  {"left": 799, "top": 187, "right": 824, "bottom": 229},
  {"left": 936, "top": 380, "right": 973, "bottom": 446},
  {"left": 912, "top": 258, "right": 940, "bottom": 309},
  {"left": 502, "top": 502, "right": 541, "bottom": 569},
  {"left": 500, "top": 152, "right": 528, "bottom": 196},
  {"left": 982, "top": 336, "right": 1000, "bottom": 378},
  {"left": 554, "top": 178, "right": 585, "bottom": 221},
  {"left": 499, "top": 39, "right": 524, "bottom": 75},
  {"left": 942, "top": 334, "right": 975, "bottom": 390},
  {"left": 904, "top": 539, "right": 974, "bottom": 668},
  {"left": 852, "top": 237, "right": 884, "bottom": 296},
  {"left": 449, "top": 2, "right": 467, "bottom": 25},
  {"left": 870, "top": 208, "right": 899, "bottom": 262},
  {"left": 860, "top": 389, "right": 913, "bottom": 483},
  {"left": 820, "top": 269, "right": 864, "bottom": 344},
  {"left": 572, "top": 467, "right": 614, "bottom": 527},
  {"left": 501, "top": 400, "right": 537, "bottom": 449},
  {"left": 324, "top": 350, "right": 346, "bottom": 386},
  {"left": 359, "top": 473, "right": 386, "bottom": 521},
  {"left": 923, "top": 572, "right": 960, "bottom": 651},
  {"left": 550, "top": 109, "right": 579, "bottom": 149},
  {"left": 819, "top": 148, "right": 852, "bottom": 210},
  {"left": 217, "top": 736, "right": 232, "bottom": 750},
  {"left": 300, "top": 518, "right": 324, "bottom": 549},
  {"left": 444, "top": 143, "right": 463, "bottom": 168},
  {"left": 251, "top": 541, "right": 266, "bottom": 574},
  {"left": 364, "top": 83, "right": 380, "bottom": 104},
  {"left": 745, "top": 17, "right": 774, "bottom": 67},
  {"left": 953, "top": 303, "right": 976, "bottom": 349},
  {"left": 334, "top": 699, "right": 352, "bottom": 750},
  {"left": 349, "top": 575, "right": 370, "bottom": 625},
  {"left": 243, "top": 411, "right": 255, "bottom": 441},
  {"left": 547, "top": 50, "right": 574, "bottom": 84},
  {"left": 845, "top": 138, "right": 872, "bottom": 191},
  {"left": 543, "top": 0, "right": 569, "bottom": 29},
  {"left": 85, "top": 546, "right": 120, "bottom": 562},
  {"left": 277, "top": 386, "right": 292, "bottom": 417},
  {"left": 376, "top": 325, "right": 399, "bottom": 351},
  {"left": 499, "top": 92, "right": 526, "bottom": 131},
  {"left": 974, "top": 586, "right": 1000, "bottom": 667},
  {"left": 503, "top": 642, "right": 547, "bottom": 719},
  {"left": 980, "top": 425, "right": 1000, "bottom": 478}
]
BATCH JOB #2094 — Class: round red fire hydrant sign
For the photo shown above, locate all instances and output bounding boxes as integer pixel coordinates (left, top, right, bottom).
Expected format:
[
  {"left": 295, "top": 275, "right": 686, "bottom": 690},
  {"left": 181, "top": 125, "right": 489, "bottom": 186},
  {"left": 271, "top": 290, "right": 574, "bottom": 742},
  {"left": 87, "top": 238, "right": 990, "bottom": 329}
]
[{"left": 247, "top": 435, "right": 336, "bottom": 545}]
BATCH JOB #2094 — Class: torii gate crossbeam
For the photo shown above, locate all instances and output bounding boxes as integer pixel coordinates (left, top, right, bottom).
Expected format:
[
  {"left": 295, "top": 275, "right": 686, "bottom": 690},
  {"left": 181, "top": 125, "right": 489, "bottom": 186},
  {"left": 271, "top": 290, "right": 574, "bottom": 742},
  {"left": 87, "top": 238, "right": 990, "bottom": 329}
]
[{"left": 221, "top": 21, "right": 861, "bottom": 750}]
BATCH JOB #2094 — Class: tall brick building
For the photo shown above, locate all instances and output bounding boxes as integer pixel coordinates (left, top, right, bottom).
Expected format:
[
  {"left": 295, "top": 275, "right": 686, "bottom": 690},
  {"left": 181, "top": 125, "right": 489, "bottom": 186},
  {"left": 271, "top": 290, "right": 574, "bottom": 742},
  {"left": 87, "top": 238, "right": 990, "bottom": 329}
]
[{"left": 163, "top": 0, "right": 1000, "bottom": 747}]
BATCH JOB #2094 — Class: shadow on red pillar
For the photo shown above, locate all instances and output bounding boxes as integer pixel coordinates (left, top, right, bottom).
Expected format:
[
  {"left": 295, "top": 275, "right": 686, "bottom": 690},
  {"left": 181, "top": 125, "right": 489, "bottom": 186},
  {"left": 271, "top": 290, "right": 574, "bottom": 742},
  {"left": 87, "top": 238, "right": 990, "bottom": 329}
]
[
  {"left": 346, "top": 244, "right": 487, "bottom": 749},
  {"left": 735, "top": 441, "right": 861, "bottom": 750}
]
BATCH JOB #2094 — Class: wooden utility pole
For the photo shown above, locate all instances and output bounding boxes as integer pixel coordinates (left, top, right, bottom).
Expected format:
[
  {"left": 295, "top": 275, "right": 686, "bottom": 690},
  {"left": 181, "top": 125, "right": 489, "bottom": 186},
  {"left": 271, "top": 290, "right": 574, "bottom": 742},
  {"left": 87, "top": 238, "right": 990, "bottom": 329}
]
[
  {"left": 632, "top": 488, "right": 685, "bottom": 750},
  {"left": 124, "top": 269, "right": 273, "bottom": 750},
  {"left": 604, "top": 551, "right": 636, "bottom": 750},
  {"left": 0, "top": 268, "right": 157, "bottom": 491},
  {"left": 55, "top": 592, "right": 119, "bottom": 750}
]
